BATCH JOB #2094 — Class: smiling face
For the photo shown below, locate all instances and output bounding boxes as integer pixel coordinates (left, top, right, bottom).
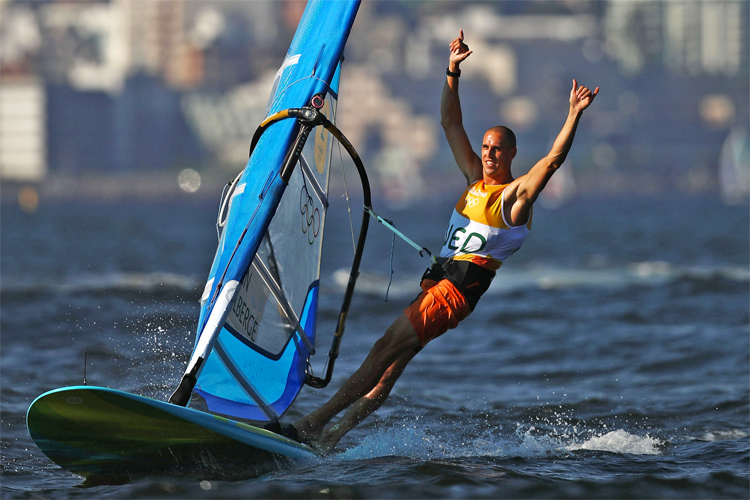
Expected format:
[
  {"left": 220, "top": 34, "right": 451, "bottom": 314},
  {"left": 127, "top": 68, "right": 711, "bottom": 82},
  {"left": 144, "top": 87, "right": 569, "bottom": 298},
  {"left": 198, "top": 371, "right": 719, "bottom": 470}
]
[{"left": 481, "top": 128, "right": 516, "bottom": 184}]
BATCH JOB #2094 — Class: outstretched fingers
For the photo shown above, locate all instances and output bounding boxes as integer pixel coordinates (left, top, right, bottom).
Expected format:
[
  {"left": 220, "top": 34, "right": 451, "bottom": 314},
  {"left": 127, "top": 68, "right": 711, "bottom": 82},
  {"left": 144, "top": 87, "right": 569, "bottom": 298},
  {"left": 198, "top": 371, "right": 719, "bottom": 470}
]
[
  {"left": 569, "top": 79, "right": 599, "bottom": 112},
  {"left": 450, "top": 29, "right": 465, "bottom": 47},
  {"left": 449, "top": 29, "right": 472, "bottom": 60},
  {"left": 572, "top": 79, "right": 598, "bottom": 96}
]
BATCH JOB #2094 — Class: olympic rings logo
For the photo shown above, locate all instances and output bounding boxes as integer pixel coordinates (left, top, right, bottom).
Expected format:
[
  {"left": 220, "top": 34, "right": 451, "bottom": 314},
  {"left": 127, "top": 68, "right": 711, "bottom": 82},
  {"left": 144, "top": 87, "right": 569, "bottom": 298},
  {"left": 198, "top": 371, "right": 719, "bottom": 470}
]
[
  {"left": 465, "top": 195, "right": 480, "bottom": 208},
  {"left": 300, "top": 185, "right": 320, "bottom": 245}
]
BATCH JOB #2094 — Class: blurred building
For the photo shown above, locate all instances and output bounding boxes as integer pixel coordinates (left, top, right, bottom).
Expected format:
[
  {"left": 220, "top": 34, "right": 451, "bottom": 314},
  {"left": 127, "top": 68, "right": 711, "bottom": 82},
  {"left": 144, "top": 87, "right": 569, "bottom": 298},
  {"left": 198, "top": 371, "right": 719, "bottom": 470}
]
[
  {"left": 126, "top": 0, "right": 203, "bottom": 89},
  {"left": 0, "top": 0, "right": 207, "bottom": 179},
  {"left": 0, "top": 0, "right": 746, "bottom": 200},
  {"left": 604, "top": 0, "right": 747, "bottom": 76},
  {"left": 0, "top": 78, "right": 46, "bottom": 182},
  {"left": 14, "top": 0, "right": 202, "bottom": 93}
]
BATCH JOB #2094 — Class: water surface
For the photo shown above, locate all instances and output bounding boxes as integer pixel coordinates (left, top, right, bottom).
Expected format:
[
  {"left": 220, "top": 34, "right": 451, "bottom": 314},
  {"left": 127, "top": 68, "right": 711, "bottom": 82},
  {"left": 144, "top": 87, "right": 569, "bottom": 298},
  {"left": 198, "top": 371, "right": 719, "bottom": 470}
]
[{"left": 1, "top": 194, "right": 748, "bottom": 498}]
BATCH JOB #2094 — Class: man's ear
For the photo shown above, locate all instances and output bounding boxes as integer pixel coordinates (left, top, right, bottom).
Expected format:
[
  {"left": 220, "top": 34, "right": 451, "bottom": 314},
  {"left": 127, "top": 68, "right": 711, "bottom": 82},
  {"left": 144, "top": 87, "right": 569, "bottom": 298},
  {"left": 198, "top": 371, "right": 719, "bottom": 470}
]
[{"left": 510, "top": 147, "right": 517, "bottom": 160}]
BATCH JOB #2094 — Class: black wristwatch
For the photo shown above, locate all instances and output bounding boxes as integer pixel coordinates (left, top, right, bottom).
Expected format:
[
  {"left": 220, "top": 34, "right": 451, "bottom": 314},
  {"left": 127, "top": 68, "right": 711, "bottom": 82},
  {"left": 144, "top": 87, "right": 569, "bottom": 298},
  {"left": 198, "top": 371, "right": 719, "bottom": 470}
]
[{"left": 446, "top": 67, "right": 461, "bottom": 78}]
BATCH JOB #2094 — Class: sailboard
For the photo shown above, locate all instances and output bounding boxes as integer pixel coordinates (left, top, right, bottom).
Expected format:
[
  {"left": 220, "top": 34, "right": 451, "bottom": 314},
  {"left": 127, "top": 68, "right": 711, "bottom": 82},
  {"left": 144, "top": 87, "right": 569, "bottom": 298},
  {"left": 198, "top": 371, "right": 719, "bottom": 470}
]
[
  {"left": 27, "top": 0, "right": 369, "bottom": 479},
  {"left": 26, "top": 386, "right": 314, "bottom": 479}
]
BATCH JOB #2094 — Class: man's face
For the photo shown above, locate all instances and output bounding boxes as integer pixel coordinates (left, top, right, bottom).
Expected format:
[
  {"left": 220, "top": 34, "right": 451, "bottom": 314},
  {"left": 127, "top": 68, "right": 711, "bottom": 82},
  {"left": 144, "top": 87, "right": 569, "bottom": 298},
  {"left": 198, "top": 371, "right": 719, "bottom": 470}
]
[{"left": 481, "top": 130, "right": 516, "bottom": 181}]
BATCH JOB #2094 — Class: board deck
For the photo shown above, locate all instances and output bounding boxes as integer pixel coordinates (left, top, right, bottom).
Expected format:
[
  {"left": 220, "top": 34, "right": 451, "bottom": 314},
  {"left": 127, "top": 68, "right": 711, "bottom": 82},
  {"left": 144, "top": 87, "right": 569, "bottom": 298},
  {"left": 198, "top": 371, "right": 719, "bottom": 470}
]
[{"left": 26, "top": 386, "right": 317, "bottom": 479}]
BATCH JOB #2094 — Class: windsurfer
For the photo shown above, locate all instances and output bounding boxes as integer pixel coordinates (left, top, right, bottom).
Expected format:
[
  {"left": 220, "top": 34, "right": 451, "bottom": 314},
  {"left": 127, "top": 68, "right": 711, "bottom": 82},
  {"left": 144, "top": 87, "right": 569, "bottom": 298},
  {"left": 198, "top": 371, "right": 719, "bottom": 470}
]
[{"left": 293, "top": 30, "right": 598, "bottom": 452}]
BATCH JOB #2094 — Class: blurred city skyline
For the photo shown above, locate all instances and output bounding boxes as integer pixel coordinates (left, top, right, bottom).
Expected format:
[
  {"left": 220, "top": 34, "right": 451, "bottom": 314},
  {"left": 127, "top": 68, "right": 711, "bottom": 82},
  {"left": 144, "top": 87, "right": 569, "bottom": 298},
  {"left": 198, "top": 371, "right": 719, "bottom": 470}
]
[{"left": 0, "top": 0, "right": 747, "bottom": 208}]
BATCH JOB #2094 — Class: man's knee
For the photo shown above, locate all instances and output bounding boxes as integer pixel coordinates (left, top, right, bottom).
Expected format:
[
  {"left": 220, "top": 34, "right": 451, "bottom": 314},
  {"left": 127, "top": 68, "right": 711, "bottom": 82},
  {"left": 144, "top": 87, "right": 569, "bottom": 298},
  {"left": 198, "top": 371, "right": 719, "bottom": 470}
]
[
  {"left": 373, "top": 319, "right": 419, "bottom": 362},
  {"left": 369, "top": 334, "right": 398, "bottom": 369},
  {"left": 364, "top": 348, "right": 417, "bottom": 402}
]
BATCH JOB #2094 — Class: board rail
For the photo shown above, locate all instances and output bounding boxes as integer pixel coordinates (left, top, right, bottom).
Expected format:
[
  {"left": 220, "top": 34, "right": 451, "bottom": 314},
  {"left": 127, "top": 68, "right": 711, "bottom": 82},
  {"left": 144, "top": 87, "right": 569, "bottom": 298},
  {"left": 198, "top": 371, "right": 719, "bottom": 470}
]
[{"left": 27, "top": 386, "right": 317, "bottom": 479}]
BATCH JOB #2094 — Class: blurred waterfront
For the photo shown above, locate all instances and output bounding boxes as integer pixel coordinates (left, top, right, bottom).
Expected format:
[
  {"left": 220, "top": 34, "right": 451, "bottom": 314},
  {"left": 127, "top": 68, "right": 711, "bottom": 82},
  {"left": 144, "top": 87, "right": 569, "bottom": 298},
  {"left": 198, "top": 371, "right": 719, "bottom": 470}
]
[{"left": 0, "top": 0, "right": 748, "bottom": 209}]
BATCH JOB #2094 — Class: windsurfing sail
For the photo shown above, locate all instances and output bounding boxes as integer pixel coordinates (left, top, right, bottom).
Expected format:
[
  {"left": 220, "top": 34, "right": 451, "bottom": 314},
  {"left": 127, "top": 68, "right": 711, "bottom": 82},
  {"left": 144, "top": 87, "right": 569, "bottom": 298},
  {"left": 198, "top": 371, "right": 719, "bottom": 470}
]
[{"left": 169, "top": 0, "right": 363, "bottom": 423}]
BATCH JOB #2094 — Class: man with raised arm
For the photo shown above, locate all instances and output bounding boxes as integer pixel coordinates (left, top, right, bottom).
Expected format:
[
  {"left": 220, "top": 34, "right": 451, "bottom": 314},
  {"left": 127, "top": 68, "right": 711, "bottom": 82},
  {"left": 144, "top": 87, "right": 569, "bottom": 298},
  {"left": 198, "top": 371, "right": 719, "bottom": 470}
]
[{"left": 293, "top": 30, "right": 598, "bottom": 452}]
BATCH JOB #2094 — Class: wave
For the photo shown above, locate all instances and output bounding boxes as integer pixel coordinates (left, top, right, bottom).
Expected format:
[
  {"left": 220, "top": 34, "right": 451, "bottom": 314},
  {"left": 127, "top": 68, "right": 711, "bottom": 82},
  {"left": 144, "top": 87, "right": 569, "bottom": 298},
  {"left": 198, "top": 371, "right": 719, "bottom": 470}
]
[
  {"left": 693, "top": 430, "right": 749, "bottom": 442},
  {"left": 5, "top": 261, "right": 744, "bottom": 299},
  {"left": 336, "top": 420, "right": 663, "bottom": 462},
  {"left": 333, "top": 261, "right": 749, "bottom": 298},
  {"left": 566, "top": 429, "right": 662, "bottom": 455},
  {"left": 0, "top": 271, "right": 201, "bottom": 296}
]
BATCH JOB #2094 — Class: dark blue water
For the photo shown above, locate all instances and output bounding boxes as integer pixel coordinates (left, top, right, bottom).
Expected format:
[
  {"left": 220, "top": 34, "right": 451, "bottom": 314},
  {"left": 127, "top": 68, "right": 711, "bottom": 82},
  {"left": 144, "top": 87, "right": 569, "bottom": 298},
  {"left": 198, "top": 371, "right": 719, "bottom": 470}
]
[{"left": 1, "top": 192, "right": 748, "bottom": 499}]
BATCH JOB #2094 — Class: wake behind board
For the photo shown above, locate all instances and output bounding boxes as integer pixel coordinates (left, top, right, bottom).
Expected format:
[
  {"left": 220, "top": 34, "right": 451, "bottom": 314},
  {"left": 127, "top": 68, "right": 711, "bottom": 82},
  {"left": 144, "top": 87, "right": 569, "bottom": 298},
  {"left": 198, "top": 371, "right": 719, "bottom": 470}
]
[{"left": 27, "top": 386, "right": 316, "bottom": 479}]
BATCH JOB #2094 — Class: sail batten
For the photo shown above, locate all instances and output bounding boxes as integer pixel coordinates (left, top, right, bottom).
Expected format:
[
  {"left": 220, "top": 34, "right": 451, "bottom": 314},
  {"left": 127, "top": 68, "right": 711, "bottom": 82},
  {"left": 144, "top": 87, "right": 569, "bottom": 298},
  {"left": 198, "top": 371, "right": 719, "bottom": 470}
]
[
  {"left": 300, "top": 155, "right": 329, "bottom": 208},
  {"left": 214, "top": 342, "right": 278, "bottom": 421},
  {"left": 250, "top": 258, "right": 314, "bottom": 354}
]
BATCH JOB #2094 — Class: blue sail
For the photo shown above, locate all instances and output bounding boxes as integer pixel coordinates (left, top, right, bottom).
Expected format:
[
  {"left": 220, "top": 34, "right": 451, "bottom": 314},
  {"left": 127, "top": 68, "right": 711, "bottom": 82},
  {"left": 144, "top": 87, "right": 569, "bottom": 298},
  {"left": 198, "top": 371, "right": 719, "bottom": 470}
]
[{"left": 184, "top": 0, "right": 361, "bottom": 422}]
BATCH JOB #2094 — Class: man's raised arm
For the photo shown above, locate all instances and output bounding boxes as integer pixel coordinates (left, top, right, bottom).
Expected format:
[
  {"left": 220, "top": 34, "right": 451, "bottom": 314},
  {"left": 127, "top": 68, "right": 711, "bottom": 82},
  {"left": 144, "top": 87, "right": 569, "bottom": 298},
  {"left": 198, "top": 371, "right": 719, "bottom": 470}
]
[
  {"left": 440, "top": 30, "right": 482, "bottom": 185},
  {"left": 505, "top": 80, "right": 599, "bottom": 226}
]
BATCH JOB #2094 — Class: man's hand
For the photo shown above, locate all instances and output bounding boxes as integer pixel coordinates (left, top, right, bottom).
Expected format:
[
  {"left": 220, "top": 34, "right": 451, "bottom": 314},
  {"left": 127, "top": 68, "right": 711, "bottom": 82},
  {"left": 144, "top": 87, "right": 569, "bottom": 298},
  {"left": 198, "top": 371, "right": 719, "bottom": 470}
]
[
  {"left": 570, "top": 79, "right": 599, "bottom": 114},
  {"left": 449, "top": 30, "right": 472, "bottom": 69}
]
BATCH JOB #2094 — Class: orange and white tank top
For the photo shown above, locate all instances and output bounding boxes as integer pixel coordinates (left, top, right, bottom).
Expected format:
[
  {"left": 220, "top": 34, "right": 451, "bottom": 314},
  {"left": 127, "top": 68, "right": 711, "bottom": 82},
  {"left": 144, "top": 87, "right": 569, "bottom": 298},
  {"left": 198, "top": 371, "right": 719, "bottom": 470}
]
[{"left": 440, "top": 180, "right": 531, "bottom": 271}]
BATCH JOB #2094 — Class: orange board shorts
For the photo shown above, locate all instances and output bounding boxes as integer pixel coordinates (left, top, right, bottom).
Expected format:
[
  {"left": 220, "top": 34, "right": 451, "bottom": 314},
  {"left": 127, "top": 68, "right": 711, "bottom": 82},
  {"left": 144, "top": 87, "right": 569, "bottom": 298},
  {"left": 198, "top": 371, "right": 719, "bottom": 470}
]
[{"left": 404, "top": 278, "right": 471, "bottom": 346}]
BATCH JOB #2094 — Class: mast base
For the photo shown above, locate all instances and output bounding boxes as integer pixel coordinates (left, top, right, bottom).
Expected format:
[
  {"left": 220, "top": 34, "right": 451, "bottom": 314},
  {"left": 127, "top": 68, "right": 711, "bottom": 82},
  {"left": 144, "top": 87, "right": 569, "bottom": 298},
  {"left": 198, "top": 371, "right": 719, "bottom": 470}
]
[{"left": 168, "top": 373, "right": 197, "bottom": 407}]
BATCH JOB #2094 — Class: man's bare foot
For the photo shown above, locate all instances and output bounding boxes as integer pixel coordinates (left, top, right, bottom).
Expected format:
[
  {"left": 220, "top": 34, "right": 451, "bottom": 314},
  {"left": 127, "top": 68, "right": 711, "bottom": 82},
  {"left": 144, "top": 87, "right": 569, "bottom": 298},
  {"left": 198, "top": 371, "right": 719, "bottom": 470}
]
[
  {"left": 292, "top": 417, "right": 325, "bottom": 443},
  {"left": 313, "top": 435, "right": 338, "bottom": 454},
  {"left": 309, "top": 423, "right": 345, "bottom": 454},
  {"left": 304, "top": 431, "right": 337, "bottom": 455}
]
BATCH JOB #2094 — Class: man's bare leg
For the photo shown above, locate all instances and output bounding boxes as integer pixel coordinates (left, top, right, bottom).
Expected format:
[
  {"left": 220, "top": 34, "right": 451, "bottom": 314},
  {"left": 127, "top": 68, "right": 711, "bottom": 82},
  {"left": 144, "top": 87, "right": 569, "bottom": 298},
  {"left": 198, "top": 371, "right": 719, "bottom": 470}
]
[
  {"left": 294, "top": 314, "right": 421, "bottom": 442},
  {"left": 315, "top": 347, "right": 419, "bottom": 452}
]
